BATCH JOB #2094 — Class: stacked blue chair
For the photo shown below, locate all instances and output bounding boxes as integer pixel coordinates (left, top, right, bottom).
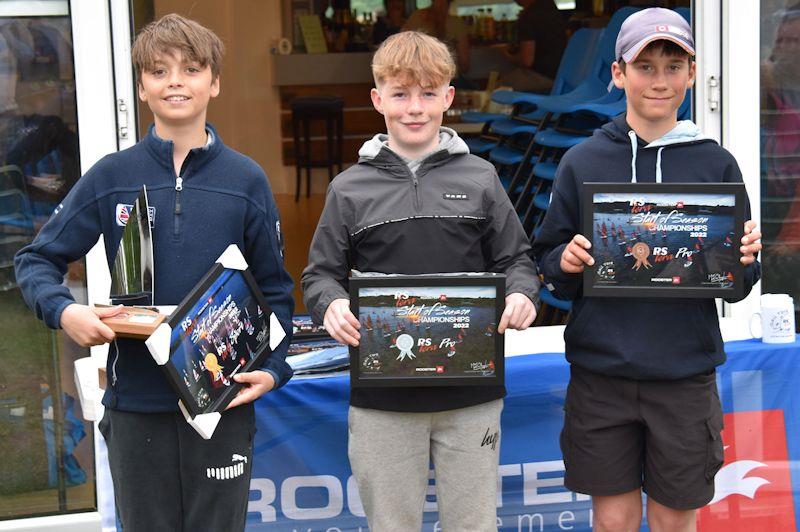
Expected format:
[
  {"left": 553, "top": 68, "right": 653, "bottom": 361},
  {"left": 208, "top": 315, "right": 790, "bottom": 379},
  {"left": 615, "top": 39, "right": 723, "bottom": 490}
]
[
  {"left": 483, "top": 7, "right": 642, "bottom": 205},
  {"left": 463, "top": 27, "right": 602, "bottom": 158}
]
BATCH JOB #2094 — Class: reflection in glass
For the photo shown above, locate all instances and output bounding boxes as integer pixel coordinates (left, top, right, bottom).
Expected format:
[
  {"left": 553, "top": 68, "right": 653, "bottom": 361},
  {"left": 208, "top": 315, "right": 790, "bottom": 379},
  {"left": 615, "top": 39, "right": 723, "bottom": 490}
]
[
  {"left": 0, "top": 9, "right": 95, "bottom": 521},
  {"left": 761, "top": 1, "right": 800, "bottom": 330}
]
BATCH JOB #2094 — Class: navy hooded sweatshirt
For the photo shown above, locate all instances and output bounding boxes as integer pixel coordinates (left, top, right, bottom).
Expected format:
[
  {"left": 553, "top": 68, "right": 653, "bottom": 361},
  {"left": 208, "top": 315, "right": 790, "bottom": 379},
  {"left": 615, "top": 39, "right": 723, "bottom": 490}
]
[
  {"left": 14, "top": 124, "right": 294, "bottom": 412},
  {"left": 532, "top": 114, "right": 761, "bottom": 380}
]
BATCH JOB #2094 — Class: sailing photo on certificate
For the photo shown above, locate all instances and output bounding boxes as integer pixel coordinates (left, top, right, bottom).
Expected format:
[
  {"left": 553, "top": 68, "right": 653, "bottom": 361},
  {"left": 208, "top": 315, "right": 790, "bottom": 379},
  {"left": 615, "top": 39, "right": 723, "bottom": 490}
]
[{"left": 582, "top": 183, "right": 746, "bottom": 298}]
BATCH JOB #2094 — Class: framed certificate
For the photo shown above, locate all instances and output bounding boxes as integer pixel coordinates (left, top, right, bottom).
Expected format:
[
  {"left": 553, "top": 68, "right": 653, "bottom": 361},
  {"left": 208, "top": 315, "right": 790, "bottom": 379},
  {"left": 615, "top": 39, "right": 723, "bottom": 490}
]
[
  {"left": 146, "top": 245, "right": 285, "bottom": 425},
  {"left": 581, "top": 183, "right": 746, "bottom": 299},
  {"left": 349, "top": 273, "right": 505, "bottom": 388}
]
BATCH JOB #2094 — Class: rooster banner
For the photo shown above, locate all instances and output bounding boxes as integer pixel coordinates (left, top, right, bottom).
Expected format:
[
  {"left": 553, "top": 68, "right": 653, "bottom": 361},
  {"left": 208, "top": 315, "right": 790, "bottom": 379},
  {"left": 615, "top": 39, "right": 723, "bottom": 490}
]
[{"left": 243, "top": 338, "right": 800, "bottom": 531}]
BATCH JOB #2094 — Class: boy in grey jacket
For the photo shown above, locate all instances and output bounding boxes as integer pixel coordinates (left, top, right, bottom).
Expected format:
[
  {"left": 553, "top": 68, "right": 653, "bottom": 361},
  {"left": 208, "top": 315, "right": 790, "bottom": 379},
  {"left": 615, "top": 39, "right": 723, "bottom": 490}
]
[{"left": 302, "top": 31, "right": 540, "bottom": 531}]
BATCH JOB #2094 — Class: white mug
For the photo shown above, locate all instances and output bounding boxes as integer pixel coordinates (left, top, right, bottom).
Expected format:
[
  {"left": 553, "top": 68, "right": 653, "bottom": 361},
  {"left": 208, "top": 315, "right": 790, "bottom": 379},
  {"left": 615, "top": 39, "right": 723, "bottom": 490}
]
[{"left": 750, "top": 294, "right": 796, "bottom": 343}]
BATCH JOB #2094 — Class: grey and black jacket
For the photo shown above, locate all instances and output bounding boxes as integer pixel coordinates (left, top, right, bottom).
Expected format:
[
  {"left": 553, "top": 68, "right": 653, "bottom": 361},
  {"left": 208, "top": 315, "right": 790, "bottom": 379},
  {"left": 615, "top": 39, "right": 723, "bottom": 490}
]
[{"left": 302, "top": 128, "right": 540, "bottom": 412}]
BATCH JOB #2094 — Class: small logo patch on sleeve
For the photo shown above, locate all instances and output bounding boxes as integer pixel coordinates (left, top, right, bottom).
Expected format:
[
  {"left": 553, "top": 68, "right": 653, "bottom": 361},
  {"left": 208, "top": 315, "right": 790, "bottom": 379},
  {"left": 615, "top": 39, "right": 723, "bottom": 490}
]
[{"left": 443, "top": 192, "right": 469, "bottom": 201}]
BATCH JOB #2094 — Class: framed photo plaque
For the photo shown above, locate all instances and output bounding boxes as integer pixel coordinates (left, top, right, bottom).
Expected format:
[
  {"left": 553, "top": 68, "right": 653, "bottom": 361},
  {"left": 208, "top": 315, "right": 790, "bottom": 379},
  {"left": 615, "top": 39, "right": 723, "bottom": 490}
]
[
  {"left": 349, "top": 273, "right": 505, "bottom": 388},
  {"left": 145, "top": 245, "right": 286, "bottom": 438},
  {"left": 581, "top": 183, "right": 746, "bottom": 299}
]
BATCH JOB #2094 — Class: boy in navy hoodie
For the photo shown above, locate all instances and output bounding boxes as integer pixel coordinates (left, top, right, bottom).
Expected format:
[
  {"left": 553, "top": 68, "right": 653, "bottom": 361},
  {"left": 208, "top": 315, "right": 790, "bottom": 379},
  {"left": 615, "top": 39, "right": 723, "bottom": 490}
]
[
  {"left": 533, "top": 8, "right": 762, "bottom": 532},
  {"left": 13, "top": 14, "right": 293, "bottom": 531}
]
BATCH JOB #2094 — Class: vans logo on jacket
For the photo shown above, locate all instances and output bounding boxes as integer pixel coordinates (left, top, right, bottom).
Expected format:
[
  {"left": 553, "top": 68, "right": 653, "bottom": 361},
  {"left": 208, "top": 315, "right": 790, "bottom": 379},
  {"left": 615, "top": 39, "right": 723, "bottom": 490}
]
[
  {"left": 115, "top": 203, "right": 156, "bottom": 227},
  {"left": 443, "top": 192, "right": 469, "bottom": 201}
]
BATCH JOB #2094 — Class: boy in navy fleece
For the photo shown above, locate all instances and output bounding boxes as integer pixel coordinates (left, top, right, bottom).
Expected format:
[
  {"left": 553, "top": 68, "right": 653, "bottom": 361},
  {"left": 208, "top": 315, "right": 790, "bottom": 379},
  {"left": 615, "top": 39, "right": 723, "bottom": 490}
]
[
  {"left": 533, "top": 8, "right": 762, "bottom": 532},
  {"left": 14, "top": 14, "right": 293, "bottom": 531}
]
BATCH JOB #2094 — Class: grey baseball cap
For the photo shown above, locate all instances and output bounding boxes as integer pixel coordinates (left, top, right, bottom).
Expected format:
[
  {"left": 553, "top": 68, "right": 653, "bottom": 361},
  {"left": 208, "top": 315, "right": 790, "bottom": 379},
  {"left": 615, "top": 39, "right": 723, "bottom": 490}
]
[{"left": 615, "top": 8, "right": 695, "bottom": 63}]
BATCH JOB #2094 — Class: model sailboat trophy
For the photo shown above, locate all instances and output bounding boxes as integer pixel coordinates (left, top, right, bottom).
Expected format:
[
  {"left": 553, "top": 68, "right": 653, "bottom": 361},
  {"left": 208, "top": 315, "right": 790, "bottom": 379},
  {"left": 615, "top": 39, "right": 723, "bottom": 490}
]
[{"left": 99, "top": 185, "right": 166, "bottom": 338}]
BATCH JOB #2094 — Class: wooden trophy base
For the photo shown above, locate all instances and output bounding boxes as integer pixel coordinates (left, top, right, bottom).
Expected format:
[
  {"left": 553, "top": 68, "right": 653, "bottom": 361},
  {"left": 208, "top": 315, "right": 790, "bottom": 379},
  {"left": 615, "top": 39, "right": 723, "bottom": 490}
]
[{"left": 98, "top": 305, "right": 167, "bottom": 339}]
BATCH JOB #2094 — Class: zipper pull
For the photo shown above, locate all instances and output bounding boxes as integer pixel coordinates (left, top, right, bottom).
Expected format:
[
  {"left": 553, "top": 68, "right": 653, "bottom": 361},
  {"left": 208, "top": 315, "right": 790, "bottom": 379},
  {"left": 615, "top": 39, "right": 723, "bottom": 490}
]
[{"left": 175, "top": 177, "right": 183, "bottom": 215}]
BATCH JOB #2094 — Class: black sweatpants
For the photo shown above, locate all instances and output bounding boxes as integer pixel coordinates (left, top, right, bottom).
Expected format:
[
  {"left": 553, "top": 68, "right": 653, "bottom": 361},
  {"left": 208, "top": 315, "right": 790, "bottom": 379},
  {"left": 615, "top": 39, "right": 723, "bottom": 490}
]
[{"left": 99, "top": 404, "right": 255, "bottom": 531}]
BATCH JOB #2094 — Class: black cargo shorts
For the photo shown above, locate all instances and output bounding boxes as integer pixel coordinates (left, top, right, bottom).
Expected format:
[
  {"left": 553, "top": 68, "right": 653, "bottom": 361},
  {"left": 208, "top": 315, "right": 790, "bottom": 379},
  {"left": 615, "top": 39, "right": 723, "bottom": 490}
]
[{"left": 560, "top": 364, "right": 724, "bottom": 510}]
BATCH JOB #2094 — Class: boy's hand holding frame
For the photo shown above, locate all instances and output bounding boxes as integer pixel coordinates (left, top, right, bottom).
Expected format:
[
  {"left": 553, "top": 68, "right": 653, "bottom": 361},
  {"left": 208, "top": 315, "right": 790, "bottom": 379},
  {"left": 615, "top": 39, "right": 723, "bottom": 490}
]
[
  {"left": 741, "top": 221, "right": 762, "bottom": 265},
  {"left": 324, "top": 298, "right": 361, "bottom": 347},
  {"left": 560, "top": 220, "right": 762, "bottom": 275},
  {"left": 226, "top": 370, "right": 276, "bottom": 410},
  {"left": 560, "top": 234, "right": 595, "bottom": 274},
  {"left": 498, "top": 293, "right": 537, "bottom": 333}
]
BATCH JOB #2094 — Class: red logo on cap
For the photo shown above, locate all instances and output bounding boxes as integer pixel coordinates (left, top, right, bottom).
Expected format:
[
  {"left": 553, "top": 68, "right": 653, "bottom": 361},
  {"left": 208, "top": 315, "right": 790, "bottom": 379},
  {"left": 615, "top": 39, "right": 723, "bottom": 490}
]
[{"left": 655, "top": 24, "right": 670, "bottom": 32}]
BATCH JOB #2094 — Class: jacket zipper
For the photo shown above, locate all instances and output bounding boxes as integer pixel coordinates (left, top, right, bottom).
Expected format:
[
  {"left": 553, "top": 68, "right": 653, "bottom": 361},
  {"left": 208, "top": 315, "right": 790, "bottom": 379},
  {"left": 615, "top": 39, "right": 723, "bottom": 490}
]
[
  {"left": 174, "top": 175, "right": 183, "bottom": 238},
  {"left": 174, "top": 150, "right": 193, "bottom": 239},
  {"left": 412, "top": 174, "right": 420, "bottom": 211}
]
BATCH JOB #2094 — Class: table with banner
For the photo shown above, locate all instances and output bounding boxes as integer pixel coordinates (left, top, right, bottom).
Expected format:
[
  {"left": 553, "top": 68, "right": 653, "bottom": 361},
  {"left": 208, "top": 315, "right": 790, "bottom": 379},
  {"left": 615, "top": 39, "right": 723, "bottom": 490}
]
[{"left": 246, "top": 337, "right": 800, "bottom": 531}]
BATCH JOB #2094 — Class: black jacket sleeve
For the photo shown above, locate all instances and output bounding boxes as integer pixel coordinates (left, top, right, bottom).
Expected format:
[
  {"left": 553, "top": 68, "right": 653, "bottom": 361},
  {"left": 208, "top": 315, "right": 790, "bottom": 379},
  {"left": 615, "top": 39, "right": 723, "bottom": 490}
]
[
  {"left": 531, "top": 155, "right": 583, "bottom": 301},
  {"left": 483, "top": 172, "right": 541, "bottom": 307},
  {"left": 301, "top": 185, "right": 352, "bottom": 324}
]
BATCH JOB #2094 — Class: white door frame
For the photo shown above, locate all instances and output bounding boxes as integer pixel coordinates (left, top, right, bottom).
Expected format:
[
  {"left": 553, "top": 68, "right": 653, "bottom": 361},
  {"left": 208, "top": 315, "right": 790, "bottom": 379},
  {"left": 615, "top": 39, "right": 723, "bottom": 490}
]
[
  {"left": 694, "top": 0, "right": 761, "bottom": 330},
  {"left": 72, "top": 0, "right": 117, "bottom": 529},
  {"left": 721, "top": 0, "right": 761, "bottom": 321}
]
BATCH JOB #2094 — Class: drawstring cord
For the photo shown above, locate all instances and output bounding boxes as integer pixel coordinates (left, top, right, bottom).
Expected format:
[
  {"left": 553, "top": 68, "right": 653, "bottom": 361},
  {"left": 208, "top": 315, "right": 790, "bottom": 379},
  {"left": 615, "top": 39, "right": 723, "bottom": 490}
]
[
  {"left": 629, "top": 130, "right": 665, "bottom": 183},
  {"left": 655, "top": 147, "right": 664, "bottom": 183}
]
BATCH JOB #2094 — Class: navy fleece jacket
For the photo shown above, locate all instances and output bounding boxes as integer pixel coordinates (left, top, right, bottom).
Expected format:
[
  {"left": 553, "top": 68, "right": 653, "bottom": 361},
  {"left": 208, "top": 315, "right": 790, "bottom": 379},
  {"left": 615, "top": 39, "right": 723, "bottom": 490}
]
[
  {"left": 14, "top": 124, "right": 294, "bottom": 412},
  {"left": 533, "top": 114, "right": 761, "bottom": 380}
]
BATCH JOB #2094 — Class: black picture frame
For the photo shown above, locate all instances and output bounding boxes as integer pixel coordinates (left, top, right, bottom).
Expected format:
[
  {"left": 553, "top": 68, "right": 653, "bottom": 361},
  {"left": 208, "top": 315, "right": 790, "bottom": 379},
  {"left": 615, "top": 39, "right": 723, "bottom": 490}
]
[
  {"left": 157, "top": 263, "right": 274, "bottom": 418},
  {"left": 349, "top": 273, "right": 505, "bottom": 388},
  {"left": 581, "top": 182, "right": 746, "bottom": 299}
]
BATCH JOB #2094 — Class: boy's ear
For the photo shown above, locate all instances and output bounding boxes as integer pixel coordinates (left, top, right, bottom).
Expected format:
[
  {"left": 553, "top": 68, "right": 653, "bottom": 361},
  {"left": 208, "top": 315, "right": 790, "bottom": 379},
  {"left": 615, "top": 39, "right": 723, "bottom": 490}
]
[
  {"left": 611, "top": 61, "right": 626, "bottom": 90},
  {"left": 687, "top": 61, "right": 696, "bottom": 89},
  {"left": 137, "top": 81, "right": 147, "bottom": 102},
  {"left": 370, "top": 87, "right": 385, "bottom": 115},
  {"left": 444, "top": 85, "right": 455, "bottom": 109},
  {"left": 210, "top": 75, "right": 221, "bottom": 98}
]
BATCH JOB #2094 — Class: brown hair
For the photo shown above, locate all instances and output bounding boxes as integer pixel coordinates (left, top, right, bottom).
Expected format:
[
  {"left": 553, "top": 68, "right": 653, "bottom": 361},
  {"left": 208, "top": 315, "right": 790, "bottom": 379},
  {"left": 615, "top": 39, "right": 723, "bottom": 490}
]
[
  {"left": 131, "top": 14, "right": 224, "bottom": 82},
  {"left": 371, "top": 31, "right": 456, "bottom": 88},
  {"left": 619, "top": 39, "right": 692, "bottom": 71}
]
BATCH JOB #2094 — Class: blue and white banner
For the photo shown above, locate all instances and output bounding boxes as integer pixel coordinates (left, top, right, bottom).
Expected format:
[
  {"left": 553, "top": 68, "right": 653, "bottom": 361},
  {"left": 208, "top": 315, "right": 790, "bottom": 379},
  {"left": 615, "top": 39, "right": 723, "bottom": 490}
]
[{"left": 247, "top": 338, "right": 800, "bottom": 531}]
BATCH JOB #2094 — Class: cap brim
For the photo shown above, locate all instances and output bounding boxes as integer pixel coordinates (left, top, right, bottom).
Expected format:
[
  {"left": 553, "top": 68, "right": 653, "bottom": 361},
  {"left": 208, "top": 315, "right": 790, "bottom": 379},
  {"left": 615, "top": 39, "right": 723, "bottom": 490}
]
[{"left": 621, "top": 34, "right": 696, "bottom": 63}]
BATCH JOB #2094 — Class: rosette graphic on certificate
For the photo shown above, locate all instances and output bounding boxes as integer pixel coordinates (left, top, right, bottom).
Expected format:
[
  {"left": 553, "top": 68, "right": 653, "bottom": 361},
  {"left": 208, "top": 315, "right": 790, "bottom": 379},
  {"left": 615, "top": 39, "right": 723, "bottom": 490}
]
[
  {"left": 582, "top": 183, "right": 746, "bottom": 299},
  {"left": 349, "top": 273, "right": 504, "bottom": 387}
]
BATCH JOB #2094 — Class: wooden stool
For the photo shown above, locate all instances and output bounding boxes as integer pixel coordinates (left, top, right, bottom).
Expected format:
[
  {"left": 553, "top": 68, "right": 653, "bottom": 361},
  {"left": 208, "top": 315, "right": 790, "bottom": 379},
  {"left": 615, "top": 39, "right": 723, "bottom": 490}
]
[{"left": 290, "top": 96, "right": 344, "bottom": 201}]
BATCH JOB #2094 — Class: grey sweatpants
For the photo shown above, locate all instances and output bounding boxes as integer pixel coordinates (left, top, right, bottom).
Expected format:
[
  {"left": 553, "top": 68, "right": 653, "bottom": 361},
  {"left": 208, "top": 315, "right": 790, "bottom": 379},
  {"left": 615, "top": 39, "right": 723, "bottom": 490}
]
[{"left": 348, "top": 399, "right": 503, "bottom": 532}]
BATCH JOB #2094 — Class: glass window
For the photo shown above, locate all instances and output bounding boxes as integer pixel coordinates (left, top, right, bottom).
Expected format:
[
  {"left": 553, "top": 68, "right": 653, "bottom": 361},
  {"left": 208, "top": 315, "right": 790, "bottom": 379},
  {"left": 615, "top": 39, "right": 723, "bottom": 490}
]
[
  {"left": 0, "top": 3, "right": 95, "bottom": 521},
  {"left": 760, "top": 1, "right": 800, "bottom": 328}
]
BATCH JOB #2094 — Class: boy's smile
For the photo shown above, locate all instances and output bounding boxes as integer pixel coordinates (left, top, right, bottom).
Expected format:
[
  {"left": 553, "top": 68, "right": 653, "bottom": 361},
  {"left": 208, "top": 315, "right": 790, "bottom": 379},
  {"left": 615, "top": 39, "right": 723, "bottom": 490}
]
[
  {"left": 371, "top": 78, "right": 455, "bottom": 159},
  {"left": 138, "top": 49, "right": 220, "bottom": 130},
  {"left": 612, "top": 46, "right": 695, "bottom": 140}
]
